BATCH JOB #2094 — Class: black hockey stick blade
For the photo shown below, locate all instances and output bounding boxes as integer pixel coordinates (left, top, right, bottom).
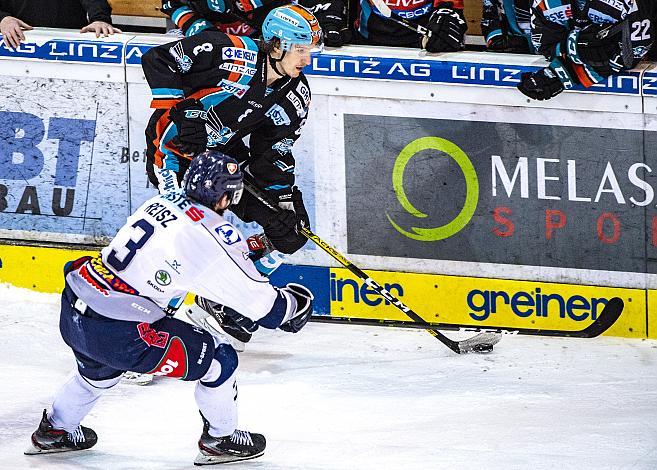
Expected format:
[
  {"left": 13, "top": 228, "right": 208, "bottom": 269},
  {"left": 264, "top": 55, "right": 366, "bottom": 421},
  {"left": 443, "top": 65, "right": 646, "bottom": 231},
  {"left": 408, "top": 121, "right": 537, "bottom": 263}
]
[
  {"left": 575, "top": 296, "right": 624, "bottom": 338},
  {"left": 311, "top": 296, "right": 624, "bottom": 339}
]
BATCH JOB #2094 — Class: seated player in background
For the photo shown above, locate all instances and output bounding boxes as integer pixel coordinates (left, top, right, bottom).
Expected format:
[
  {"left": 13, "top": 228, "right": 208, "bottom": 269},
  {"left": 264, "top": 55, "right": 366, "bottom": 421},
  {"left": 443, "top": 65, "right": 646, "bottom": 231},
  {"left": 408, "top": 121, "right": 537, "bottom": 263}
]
[
  {"left": 0, "top": 0, "right": 120, "bottom": 49},
  {"left": 24, "top": 151, "right": 314, "bottom": 465},
  {"left": 518, "top": 0, "right": 654, "bottom": 101},
  {"left": 355, "top": 0, "right": 467, "bottom": 53},
  {"left": 162, "top": 0, "right": 350, "bottom": 47},
  {"left": 481, "top": 0, "right": 533, "bottom": 53}
]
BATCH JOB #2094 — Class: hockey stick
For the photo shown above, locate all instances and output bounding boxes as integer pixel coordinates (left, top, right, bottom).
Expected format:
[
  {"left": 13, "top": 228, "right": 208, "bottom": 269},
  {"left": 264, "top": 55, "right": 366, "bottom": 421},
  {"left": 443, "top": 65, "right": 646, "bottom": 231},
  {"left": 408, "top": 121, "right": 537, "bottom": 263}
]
[
  {"left": 310, "top": 296, "right": 624, "bottom": 338},
  {"left": 368, "top": 0, "right": 431, "bottom": 38},
  {"left": 242, "top": 177, "right": 501, "bottom": 354},
  {"left": 596, "top": 19, "right": 633, "bottom": 68}
]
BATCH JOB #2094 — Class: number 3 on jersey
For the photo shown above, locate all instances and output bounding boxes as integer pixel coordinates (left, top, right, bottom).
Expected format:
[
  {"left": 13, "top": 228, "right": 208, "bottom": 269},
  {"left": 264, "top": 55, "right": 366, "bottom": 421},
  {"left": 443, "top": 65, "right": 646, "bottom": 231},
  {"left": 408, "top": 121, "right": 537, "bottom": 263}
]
[{"left": 106, "top": 219, "right": 155, "bottom": 272}]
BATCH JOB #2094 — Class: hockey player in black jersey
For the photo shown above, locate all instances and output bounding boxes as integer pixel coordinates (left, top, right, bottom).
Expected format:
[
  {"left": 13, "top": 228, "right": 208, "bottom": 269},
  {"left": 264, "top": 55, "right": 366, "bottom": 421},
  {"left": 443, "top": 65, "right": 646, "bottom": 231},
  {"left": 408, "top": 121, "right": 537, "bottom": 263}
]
[
  {"left": 518, "top": 0, "right": 654, "bottom": 100},
  {"left": 143, "top": 4, "right": 320, "bottom": 259}
]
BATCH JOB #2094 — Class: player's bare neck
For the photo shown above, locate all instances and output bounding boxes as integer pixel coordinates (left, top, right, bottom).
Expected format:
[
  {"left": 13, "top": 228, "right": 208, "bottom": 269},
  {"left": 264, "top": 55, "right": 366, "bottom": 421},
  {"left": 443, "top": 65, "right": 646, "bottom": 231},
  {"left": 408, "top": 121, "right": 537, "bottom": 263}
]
[{"left": 266, "top": 61, "right": 285, "bottom": 87}]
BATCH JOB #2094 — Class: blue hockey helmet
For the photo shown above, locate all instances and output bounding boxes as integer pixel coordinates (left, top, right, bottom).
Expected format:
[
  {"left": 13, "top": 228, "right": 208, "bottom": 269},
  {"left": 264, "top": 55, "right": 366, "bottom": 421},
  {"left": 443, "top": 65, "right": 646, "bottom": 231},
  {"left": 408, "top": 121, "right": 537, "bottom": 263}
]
[
  {"left": 262, "top": 4, "right": 323, "bottom": 52},
  {"left": 183, "top": 150, "right": 243, "bottom": 209}
]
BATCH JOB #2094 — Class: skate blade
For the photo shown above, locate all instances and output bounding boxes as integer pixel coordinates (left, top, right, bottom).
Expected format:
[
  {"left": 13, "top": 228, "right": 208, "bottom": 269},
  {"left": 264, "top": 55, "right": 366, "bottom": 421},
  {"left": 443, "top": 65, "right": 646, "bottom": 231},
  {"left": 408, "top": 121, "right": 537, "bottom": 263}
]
[
  {"left": 122, "top": 372, "right": 154, "bottom": 386},
  {"left": 24, "top": 443, "right": 83, "bottom": 455},
  {"left": 194, "top": 449, "right": 264, "bottom": 465},
  {"left": 185, "top": 309, "right": 246, "bottom": 352}
]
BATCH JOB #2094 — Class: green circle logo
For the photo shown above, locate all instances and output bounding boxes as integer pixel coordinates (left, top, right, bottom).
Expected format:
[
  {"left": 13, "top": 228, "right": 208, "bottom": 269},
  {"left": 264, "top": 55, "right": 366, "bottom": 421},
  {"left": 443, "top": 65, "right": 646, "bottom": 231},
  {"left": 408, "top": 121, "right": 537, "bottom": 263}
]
[
  {"left": 155, "top": 270, "right": 171, "bottom": 286},
  {"left": 386, "top": 137, "right": 479, "bottom": 241}
]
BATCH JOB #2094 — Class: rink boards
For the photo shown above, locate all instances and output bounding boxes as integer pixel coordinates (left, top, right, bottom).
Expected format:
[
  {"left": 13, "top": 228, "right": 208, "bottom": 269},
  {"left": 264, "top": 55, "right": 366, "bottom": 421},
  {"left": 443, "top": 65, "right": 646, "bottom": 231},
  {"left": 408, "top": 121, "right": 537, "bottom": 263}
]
[
  {"left": 1, "top": 31, "right": 657, "bottom": 339},
  {"left": 0, "top": 243, "right": 651, "bottom": 339}
]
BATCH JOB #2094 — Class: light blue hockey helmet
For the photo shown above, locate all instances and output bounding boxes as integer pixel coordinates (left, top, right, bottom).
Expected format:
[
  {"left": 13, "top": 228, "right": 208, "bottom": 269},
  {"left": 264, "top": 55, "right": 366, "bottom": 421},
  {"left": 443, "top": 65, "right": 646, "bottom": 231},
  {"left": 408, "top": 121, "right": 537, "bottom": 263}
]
[{"left": 262, "top": 4, "right": 323, "bottom": 52}]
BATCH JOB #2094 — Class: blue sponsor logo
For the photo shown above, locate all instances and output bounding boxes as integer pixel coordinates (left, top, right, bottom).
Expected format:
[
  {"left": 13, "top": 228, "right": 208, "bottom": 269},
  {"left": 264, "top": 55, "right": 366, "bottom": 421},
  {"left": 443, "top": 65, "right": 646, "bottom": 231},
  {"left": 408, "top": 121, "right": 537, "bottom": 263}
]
[
  {"left": 0, "top": 39, "right": 122, "bottom": 63},
  {"left": 125, "top": 44, "right": 152, "bottom": 65},
  {"left": 330, "top": 273, "right": 403, "bottom": 306},
  {"left": 307, "top": 53, "right": 641, "bottom": 94},
  {"left": 466, "top": 288, "right": 608, "bottom": 322},
  {"left": 215, "top": 223, "right": 241, "bottom": 245},
  {"left": 222, "top": 47, "right": 257, "bottom": 64},
  {"left": 643, "top": 72, "right": 657, "bottom": 96},
  {"left": 265, "top": 104, "right": 291, "bottom": 126}
]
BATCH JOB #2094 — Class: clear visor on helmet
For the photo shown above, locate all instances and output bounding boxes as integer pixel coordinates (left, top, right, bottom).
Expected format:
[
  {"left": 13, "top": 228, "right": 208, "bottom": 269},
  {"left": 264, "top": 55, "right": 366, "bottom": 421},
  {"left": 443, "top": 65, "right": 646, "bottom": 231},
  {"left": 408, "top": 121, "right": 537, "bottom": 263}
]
[{"left": 289, "top": 41, "right": 323, "bottom": 55}]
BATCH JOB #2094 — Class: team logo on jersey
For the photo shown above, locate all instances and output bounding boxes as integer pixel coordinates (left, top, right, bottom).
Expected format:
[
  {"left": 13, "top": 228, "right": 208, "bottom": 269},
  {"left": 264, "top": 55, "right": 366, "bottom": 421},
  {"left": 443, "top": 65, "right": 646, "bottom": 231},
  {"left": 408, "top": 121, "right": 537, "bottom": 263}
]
[
  {"left": 219, "top": 62, "right": 256, "bottom": 76},
  {"left": 155, "top": 270, "right": 172, "bottom": 286},
  {"left": 272, "top": 138, "right": 295, "bottom": 156},
  {"left": 221, "top": 47, "right": 257, "bottom": 64},
  {"left": 218, "top": 79, "right": 250, "bottom": 98},
  {"left": 226, "top": 162, "right": 238, "bottom": 174},
  {"left": 286, "top": 91, "right": 306, "bottom": 117},
  {"left": 265, "top": 104, "right": 291, "bottom": 126},
  {"left": 206, "top": 107, "right": 236, "bottom": 145},
  {"left": 188, "top": 19, "right": 211, "bottom": 35},
  {"left": 296, "top": 82, "right": 310, "bottom": 106},
  {"left": 169, "top": 42, "right": 192, "bottom": 72},
  {"left": 215, "top": 223, "right": 242, "bottom": 245},
  {"left": 207, "top": 0, "right": 224, "bottom": 12}
]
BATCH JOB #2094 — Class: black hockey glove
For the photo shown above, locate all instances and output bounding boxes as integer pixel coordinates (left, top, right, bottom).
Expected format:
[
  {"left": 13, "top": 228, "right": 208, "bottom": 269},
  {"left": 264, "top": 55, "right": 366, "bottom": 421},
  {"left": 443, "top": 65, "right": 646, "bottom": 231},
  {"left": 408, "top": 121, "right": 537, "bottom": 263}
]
[
  {"left": 263, "top": 187, "right": 309, "bottom": 254},
  {"left": 422, "top": 8, "right": 467, "bottom": 53},
  {"left": 323, "top": 21, "right": 348, "bottom": 47},
  {"left": 168, "top": 98, "right": 207, "bottom": 156},
  {"left": 486, "top": 34, "right": 531, "bottom": 54},
  {"left": 572, "top": 25, "right": 624, "bottom": 76},
  {"left": 278, "top": 283, "right": 314, "bottom": 333},
  {"left": 517, "top": 68, "right": 565, "bottom": 101}
]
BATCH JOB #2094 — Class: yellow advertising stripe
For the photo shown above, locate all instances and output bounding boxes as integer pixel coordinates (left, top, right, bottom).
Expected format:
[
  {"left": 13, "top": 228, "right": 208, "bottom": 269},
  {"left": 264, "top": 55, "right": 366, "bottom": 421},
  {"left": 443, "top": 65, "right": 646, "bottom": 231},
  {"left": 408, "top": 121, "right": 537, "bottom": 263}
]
[
  {"left": 329, "top": 268, "right": 646, "bottom": 339},
  {"left": 0, "top": 244, "right": 97, "bottom": 293},
  {"left": 0, "top": 244, "right": 197, "bottom": 305}
]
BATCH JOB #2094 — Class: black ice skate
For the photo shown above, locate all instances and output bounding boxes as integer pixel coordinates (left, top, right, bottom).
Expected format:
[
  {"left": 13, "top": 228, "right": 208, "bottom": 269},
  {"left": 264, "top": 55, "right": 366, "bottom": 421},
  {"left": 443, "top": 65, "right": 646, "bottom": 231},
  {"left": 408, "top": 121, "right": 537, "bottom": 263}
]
[
  {"left": 24, "top": 409, "right": 97, "bottom": 455},
  {"left": 194, "top": 414, "right": 265, "bottom": 465}
]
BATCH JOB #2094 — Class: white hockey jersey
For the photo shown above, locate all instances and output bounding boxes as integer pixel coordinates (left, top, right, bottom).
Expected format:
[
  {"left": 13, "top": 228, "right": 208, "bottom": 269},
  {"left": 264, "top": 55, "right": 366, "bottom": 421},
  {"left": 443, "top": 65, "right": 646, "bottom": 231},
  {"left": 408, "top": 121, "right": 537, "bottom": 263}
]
[{"left": 66, "top": 191, "right": 279, "bottom": 323}]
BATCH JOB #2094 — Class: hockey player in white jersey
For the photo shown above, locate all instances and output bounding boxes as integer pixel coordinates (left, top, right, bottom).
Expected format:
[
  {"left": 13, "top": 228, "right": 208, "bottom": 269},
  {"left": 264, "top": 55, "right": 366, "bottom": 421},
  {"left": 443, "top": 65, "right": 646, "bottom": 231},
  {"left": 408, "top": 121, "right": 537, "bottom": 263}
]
[{"left": 25, "top": 151, "right": 314, "bottom": 465}]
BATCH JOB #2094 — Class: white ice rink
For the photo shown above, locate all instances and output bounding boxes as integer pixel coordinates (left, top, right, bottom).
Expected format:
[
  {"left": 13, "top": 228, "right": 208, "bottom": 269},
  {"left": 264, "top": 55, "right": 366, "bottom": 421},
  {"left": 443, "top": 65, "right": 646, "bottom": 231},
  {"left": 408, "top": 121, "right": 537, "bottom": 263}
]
[{"left": 1, "top": 283, "right": 657, "bottom": 470}]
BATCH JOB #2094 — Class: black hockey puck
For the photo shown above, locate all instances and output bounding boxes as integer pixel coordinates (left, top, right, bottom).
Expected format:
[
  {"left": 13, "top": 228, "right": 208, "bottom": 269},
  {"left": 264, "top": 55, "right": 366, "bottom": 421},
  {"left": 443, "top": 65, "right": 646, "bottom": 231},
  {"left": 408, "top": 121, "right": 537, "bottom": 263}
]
[{"left": 473, "top": 343, "right": 494, "bottom": 353}]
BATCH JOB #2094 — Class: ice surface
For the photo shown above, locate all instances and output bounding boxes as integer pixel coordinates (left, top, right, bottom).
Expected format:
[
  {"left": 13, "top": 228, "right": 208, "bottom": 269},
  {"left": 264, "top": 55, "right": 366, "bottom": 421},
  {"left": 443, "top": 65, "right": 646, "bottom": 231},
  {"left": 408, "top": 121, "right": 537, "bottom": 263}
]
[{"left": 1, "top": 283, "right": 656, "bottom": 470}]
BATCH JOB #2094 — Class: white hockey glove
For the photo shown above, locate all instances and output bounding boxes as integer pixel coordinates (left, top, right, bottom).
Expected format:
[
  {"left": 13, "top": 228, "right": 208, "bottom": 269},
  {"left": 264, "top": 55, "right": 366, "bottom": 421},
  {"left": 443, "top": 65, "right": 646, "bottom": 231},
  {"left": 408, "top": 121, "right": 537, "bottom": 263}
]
[{"left": 278, "top": 283, "right": 314, "bottom": 333}]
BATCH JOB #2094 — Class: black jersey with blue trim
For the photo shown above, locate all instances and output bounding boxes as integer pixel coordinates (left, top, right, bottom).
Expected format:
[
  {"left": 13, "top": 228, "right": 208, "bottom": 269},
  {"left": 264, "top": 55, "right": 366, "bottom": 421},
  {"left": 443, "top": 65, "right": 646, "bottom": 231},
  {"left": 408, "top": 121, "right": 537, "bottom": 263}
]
[{"left": 141, "top": 30, "right": 311, "bottom": 200}]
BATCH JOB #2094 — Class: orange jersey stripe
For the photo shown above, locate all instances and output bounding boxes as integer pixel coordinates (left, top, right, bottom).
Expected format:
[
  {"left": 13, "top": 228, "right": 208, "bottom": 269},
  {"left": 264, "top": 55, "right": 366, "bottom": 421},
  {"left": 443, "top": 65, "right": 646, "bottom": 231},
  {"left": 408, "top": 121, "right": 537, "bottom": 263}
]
[
  {"left": 573, "top": 64, "right": 595, "bottom": 88},
  {"left": 177, "top": 12, "right": 195, "bottom": 28},
  {"left": 150, "top": 99, "right": 182, "bottom": 109}
]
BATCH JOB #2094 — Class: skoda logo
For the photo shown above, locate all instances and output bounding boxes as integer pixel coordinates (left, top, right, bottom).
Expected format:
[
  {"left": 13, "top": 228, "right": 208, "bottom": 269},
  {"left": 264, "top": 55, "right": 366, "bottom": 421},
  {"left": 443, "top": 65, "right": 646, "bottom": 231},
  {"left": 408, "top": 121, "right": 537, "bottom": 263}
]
[
  {"left": 386, "top": 137, "right": 479, "bottom": 241},
  {"left": 155, "top": 270, "right": 171, "bottom": 286}
]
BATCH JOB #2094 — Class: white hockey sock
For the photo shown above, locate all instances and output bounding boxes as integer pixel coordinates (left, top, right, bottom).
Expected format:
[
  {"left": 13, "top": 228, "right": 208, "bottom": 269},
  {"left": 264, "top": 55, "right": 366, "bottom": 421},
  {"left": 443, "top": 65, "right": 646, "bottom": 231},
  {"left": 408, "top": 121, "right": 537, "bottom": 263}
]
[
  {"left": 195, "top": 365, "right": 238, "bottom": 438},
  {"left": 49, "top": 369, "right": 121, "bottom": 433}
]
